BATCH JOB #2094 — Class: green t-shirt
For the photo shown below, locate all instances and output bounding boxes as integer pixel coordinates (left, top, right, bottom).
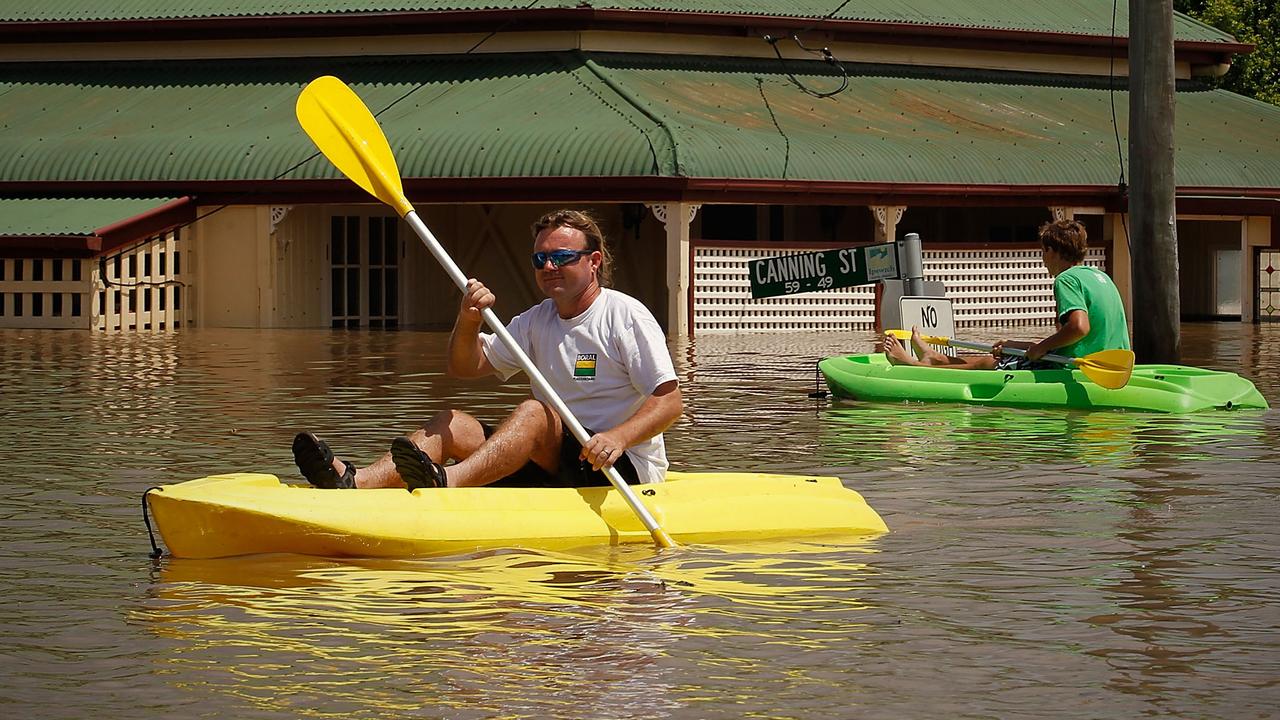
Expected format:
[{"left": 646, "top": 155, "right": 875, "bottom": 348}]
[{"left": 1054, "top": 265, "right": 1130, "bottom": 357}]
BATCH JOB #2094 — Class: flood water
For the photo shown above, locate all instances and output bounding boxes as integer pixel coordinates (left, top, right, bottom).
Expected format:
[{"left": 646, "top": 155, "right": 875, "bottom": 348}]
[{"left": 3, "top": 322, "right": 1278, "bottom": 719}]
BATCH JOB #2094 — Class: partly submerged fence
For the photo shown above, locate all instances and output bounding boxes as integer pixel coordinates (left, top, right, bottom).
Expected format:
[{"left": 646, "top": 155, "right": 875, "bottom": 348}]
[{"left": 0, "top": 228, "right": 190, "bottom": 331}]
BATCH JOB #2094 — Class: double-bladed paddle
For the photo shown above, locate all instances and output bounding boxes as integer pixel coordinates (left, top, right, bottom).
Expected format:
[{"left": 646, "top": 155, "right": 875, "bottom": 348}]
[
  {"left": 295, "top": 76, "right": 676, "bottom": 549},
  {"left": 886, "top": 329, "right": 1135, "bottom": 390}
]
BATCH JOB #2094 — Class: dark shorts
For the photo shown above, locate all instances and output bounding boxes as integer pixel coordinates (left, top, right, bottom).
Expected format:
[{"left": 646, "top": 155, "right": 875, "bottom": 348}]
[
  {"left": 480, "top": 422, "right": 641, "bottom": 489},
  {"left": 994, "top": 355, "right": 1064, "bottom": 371}
]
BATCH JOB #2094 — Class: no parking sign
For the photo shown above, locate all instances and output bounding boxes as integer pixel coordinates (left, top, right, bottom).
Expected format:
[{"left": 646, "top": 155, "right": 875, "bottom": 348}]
[{"left": 899, "top": 296, "right": 956, "bottom": 357}]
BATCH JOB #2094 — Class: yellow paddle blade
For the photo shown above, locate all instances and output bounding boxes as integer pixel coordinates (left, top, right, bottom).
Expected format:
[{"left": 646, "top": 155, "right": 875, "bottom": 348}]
[
  {"left": 295, "top": 76, "right": 414, "bottom": 218},
  {"left": 1073, "top": 349, "right": 1135, "bottom": 390},
  {"left": 886, "top": 328, "right": 952, "bottom": 346}
]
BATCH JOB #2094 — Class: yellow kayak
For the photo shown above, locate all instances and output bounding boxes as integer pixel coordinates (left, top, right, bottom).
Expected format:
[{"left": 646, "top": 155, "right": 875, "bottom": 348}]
[{"left": 145, "top": 472, "right": 888, "bottom": 559}]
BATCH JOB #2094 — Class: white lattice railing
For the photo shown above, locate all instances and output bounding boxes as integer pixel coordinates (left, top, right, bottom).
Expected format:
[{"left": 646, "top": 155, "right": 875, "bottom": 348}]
[
  {"left": 693, "top": 245, "right": 877, "bottom": 333},
  {"left": 0, "top": 257, "right": 93, "bottom": 329},
  {"left": 692, "top": 243, "right": 1107, "bottom": 334},
  {"left": 92, "top": 228, "right": 191, "bottom": 331}
]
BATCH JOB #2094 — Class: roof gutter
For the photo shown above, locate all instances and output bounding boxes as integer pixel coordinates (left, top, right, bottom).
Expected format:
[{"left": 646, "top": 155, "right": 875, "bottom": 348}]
[
  {"left": 0, "top": 9, "right": 1251, "bottom": 62},
  {"left": 0, "top": 178, "right": 1130, "bottom": 207},
  {"left": 1176, "top": 193, "right": 1280, "bottom": 217},
  {"left": 93, "top": 196, "right": 196, "bottom": 253},
  {"left": 8, "top": 182, "right": 1279, "bottom": 214}
]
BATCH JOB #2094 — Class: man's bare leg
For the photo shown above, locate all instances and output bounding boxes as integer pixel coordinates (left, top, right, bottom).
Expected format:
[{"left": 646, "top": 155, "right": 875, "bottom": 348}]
[
  {"left": 909, "top": 327, "right": 958, "bottom": 365},
  {"left": 883, "top": 329, "right": 997, "bottom": 369},
  {"left": 349, "top": 409, "right": 489, "bottom": 489},
  {"left": 441, "top": 399, "right": 564, "bottom": 488},
  {"left": 884, "top": 328, "right": 960, "bottom": 367}
]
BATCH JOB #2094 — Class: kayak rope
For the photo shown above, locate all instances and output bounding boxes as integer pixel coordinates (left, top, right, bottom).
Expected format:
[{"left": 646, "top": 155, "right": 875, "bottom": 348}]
[
  {"left": 141, "top": 488, "right": 164, "bottom": 559},
  {"left": 808, "top": 360, "right": 828, "bottom": 399}
]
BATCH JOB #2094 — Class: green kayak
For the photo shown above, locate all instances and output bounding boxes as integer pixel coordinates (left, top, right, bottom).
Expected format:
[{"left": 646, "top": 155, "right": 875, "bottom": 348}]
[{"left": 819, "top": 354, "right": 1268, "bottom": 413}]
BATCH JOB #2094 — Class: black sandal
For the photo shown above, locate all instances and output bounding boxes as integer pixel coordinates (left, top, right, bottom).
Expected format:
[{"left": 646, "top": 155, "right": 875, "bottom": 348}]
[
  {"left": 292, "top": 432, "right": 357, "bottom": 489},
  {"left": 390, "top": 436, "right": 446, "bottom": 490}
]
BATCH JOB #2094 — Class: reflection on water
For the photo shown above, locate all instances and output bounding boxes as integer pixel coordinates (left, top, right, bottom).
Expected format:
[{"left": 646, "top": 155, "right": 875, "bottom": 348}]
[
  {"left": 3, "top": 322, "right": 1279, "bottom": 719},
  {"left": 138, "top": 541, "right": 878, "bottom": 719},
  {"left": 820, "top": 402, "right": 1271, "bottom": 469}
]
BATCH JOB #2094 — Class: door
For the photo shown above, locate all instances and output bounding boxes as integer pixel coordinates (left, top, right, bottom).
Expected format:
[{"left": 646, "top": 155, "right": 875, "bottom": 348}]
[
  {"left": 1213, "top": 248, "right": 1241, "bottom": 317},
  {"left": 330, "top": 215, "right": 400, "bottom": 328}
]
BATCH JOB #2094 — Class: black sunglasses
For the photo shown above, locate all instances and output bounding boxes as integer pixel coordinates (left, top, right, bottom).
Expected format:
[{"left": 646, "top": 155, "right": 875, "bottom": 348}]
[{"left": 530, "top": 248, "right": 590, "bottom": 269}]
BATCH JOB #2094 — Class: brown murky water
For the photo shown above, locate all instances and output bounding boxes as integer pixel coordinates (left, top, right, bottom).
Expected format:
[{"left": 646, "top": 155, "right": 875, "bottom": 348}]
[{"left": 3, "top": 322, "right": 1278, "bottom": 719}]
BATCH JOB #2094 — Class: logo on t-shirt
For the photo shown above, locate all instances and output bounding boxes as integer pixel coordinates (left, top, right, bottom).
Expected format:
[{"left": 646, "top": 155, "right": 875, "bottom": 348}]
[{"left": 574, "top": 353, "right": 597, "bottom": 381}]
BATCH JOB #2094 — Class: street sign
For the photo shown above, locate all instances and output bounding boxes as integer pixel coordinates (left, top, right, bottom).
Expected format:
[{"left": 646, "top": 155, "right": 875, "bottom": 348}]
[
  {"left": 749, "top": 242, "right": 899, "bottom": 299},
  {"left": 899, "top": 296, "right": 956, "bottom": 357}
]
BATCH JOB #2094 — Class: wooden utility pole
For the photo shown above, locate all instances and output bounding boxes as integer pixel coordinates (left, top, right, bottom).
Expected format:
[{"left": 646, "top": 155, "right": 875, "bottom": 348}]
[{"left": 1128, "top": 0, "right": 1181, "bottom": 362}]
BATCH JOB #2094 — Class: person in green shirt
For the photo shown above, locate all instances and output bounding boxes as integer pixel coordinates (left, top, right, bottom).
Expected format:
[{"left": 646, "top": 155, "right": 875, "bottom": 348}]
[{"left": 884, "top": 218, "right": 1130, "bottom": 370}]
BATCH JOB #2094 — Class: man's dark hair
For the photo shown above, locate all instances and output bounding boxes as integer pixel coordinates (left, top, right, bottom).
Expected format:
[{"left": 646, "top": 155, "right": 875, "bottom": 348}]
[{"left": 1038, "top": 219, "right": 1088, "bottom": 264}]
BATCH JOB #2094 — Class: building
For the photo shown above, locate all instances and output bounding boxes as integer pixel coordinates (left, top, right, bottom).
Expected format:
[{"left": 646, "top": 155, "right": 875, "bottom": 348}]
[{"left": 2, "top": 2, "right": 1278, "bottom": 334}]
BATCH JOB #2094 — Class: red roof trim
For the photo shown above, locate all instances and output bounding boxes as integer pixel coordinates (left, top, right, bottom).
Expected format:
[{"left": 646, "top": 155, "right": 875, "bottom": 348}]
[
  {"left": 6, "top": 181, "right": 1279, "bottom": 214},
  {"left": 681, "top": 178, "right": 1126, "bottom": 206},
  {"left": 1176, "top": 193, "right": 1280, "bottom": 216},
  {"left": 93, "top": 196, "right": 196, "bottom": 253},
  {"left": 0, "top": 9, "right": 1251, "bottom": 60}
]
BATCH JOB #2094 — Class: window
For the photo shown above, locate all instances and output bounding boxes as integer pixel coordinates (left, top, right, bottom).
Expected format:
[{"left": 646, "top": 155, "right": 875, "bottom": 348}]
[
  {"left": 330, "top": 215, "right": 400, "bottom": 328},
  {"left": 367, "top": 216, "right": 400, "bottom": 329}
]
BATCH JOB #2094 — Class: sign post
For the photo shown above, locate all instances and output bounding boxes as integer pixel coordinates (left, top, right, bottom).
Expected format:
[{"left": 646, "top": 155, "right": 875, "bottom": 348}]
[
  {"left": 899, "top": 232, "right": 925, "bottom": 297},
  {"left": 748, "top": 242, "right": 899, "bottom": 300}
]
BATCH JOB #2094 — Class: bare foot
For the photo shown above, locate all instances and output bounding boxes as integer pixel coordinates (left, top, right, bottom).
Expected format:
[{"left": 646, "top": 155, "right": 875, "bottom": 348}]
[
  {"left": 910, "top": 327, "right": 952, "bottom": 365},
  {"left": 883, "top": 332, "right": 918, "bottom": 366}
]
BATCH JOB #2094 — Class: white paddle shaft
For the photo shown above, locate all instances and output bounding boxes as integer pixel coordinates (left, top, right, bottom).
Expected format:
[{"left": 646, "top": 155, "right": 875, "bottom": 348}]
[{"left": 403, "top": 212, "right": 667, "bottom": 537}]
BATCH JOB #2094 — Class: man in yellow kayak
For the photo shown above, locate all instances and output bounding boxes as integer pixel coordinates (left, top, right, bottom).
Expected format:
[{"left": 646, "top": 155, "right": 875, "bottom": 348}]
[
  {"left": 293, "top": 209, "right": 682, "bottom": 490},
  {"left": 883, "top": 218, "right": 1130, "bottom": 370}
]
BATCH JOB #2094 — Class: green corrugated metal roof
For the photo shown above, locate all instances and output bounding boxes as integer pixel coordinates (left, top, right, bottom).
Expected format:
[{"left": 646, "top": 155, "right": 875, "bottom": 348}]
[
  {"left": 0, "top": 197, "right": 176, "bottom": 236},
  {"left": 2, "top": 53, "right": 1280, "bottom": 191},
  {"left": 0, "top": 55, "right": 665, "bottom": 183},
  {"left": 598, "top": 55, "right": 1280, "bottom": 189},
  {"left": 0, "top": 1, "right": 1238, "bottom": 43}
]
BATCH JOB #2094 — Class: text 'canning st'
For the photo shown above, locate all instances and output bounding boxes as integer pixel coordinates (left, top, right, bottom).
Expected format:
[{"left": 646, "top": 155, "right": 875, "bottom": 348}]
[{"left": 752, "top": 249, "right": 858, "bottom": 285}]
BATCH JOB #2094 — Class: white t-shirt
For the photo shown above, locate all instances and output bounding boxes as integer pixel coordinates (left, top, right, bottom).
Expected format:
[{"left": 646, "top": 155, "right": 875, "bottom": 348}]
[{"left": 480, "top": 288, "right": 678, "bottom": 483}]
